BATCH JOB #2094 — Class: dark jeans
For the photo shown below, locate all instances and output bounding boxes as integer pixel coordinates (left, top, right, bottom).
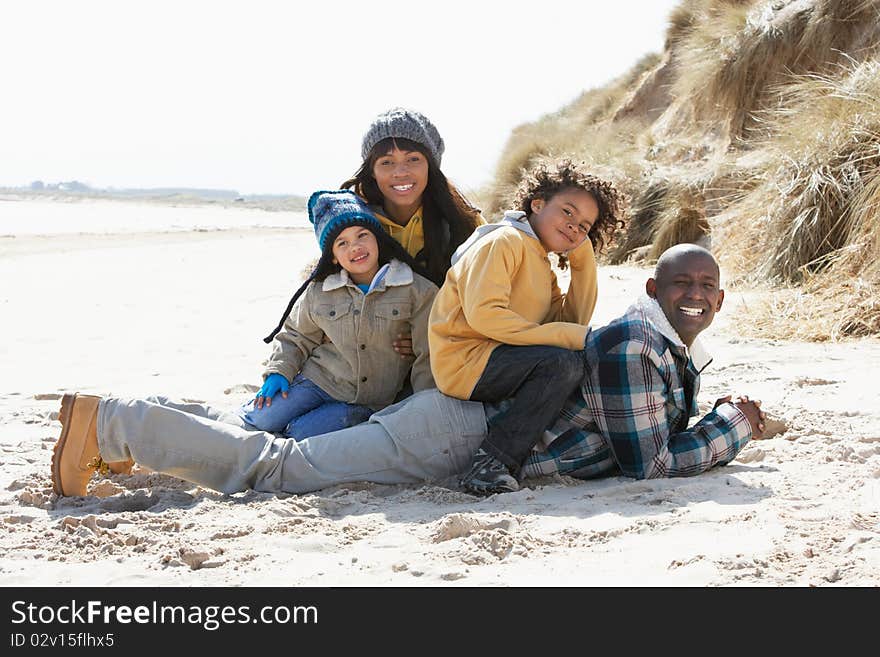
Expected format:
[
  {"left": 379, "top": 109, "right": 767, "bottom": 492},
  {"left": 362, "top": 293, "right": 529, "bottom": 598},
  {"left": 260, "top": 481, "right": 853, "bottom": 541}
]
[{"left": 469, "top": 344, "right": 585, "bottom": 475}]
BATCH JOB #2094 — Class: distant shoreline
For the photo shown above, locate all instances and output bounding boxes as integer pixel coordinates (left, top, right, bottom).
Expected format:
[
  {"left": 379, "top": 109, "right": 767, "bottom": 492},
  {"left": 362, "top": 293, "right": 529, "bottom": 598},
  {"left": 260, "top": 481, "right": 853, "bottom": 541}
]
[
  {"left": 0, "top": 189, "right": 307, "bottom": 213},
  {"left": 0, "top": 226, "right": 310, "bottom": 259}
]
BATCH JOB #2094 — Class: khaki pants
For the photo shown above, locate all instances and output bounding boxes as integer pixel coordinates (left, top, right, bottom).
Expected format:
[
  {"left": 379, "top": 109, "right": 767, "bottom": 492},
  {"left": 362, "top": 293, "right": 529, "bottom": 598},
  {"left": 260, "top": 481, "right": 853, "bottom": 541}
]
[{"left": 97, "top": 389, "right": 488, "bottom": 495}]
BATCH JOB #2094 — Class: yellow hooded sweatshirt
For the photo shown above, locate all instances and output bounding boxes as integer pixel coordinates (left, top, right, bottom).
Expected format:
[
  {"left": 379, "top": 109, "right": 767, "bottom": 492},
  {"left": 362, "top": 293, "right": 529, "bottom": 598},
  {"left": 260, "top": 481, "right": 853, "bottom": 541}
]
[
  {"left": 428, "top": 211, "right": 597, "bottom": 400},
  {"left": 372, "top": 205, "right": 426, "bottom": 259}
]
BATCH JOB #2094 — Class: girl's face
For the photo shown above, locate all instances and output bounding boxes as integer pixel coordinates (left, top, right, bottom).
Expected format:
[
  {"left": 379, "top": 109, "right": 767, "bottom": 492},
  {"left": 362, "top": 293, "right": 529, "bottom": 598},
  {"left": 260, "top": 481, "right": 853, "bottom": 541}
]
[
  {"left": 371, "top": 146, "right": 429, "bottom": 218},
  {"left": 331, "top": 225, "right": 381, "bottom": 285},
  {"left": 528, "top": 187, "right": 599, "bottom": 254}
]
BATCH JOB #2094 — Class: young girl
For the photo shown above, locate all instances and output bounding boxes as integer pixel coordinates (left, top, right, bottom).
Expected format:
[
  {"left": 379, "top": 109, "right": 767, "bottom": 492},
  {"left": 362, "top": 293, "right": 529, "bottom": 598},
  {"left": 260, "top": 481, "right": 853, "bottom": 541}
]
[
  {"left": 239, "top": 190, "right": 438, "bottom": 440},
  {"left": 342, "top": 107, "right": 484, "bottom": 288},
  {"left": 428, "top": 158, "right": 627, "bottom": 494}
]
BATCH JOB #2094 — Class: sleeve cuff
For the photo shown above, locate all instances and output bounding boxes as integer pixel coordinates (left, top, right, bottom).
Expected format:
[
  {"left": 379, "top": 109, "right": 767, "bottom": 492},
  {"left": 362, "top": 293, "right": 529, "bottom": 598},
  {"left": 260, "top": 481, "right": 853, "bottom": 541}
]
[
  {"left": 263, "top": 364, "right": 297, "bottom": 384},
  {"left": 715, "top": 402, "right": 753, "bottom": 443},
  {"left": 566, "top": 240, "right": 596, "bottom": 270}
]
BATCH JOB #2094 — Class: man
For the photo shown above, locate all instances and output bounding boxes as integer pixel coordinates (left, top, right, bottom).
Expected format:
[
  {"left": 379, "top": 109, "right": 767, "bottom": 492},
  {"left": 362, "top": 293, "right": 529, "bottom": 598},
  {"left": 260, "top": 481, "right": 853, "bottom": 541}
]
[
  {"left": 51, "top": 244, "right": 765, "bottom": 498},
  {"left": 520, "top": 243, "right": 765, "bottom": 487}
]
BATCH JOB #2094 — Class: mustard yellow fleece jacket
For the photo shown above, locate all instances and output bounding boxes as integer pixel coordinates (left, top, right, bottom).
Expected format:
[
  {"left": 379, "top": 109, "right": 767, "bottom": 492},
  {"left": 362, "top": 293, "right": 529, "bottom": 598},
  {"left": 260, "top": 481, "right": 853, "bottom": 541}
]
[{"left": 428, "top": 212, "right": 597, "bottom": 399}]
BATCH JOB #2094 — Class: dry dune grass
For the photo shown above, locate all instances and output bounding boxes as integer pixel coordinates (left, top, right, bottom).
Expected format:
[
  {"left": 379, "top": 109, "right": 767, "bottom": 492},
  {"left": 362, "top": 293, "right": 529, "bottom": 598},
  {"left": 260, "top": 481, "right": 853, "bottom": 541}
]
[
  {"left": 486, "top": 0, "right": 880, "bottom": 339},
  {"left": 649, "top": 188, "right": 711, "bottom": 259},
  {"left": 823, "top": 175, "right": 880, "bottom": 337},
  {"left": 734, "top": 165, "right": 880, "bottom": 340},
  {"left": 481, "top": 117, "right": 648, "bottom": 219},
  {"left": 608, "top": 177, "right": 712, "bottom": 262},
  {"left": 481, "top": 54, "right": 660, "bottom": 217},
  {"left": 714, "top": 60, "right": 880, "bottom": 280},
  {"left": 661, "top": 0, "right": 879, "bottom": 140},
  {"left": 710, "top": 57, "right": 880, "bottom": 337}
]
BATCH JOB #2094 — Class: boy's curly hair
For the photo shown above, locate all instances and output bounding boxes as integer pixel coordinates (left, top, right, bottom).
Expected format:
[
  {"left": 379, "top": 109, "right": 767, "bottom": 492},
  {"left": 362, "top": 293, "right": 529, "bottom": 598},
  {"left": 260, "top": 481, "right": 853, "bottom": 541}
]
[{"left": 513, "top": 157, "right": 627, "bottom": 255}]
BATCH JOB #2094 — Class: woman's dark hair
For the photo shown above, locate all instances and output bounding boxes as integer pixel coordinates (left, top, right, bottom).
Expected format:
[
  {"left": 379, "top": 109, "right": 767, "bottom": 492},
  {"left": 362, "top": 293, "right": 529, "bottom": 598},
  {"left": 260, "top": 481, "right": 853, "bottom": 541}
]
[
  {"left": 262, "top": 221, "right": 429, "bottom": 343},
  {"left": 341, "top": 137, "right": 481, "bottom": 286}
]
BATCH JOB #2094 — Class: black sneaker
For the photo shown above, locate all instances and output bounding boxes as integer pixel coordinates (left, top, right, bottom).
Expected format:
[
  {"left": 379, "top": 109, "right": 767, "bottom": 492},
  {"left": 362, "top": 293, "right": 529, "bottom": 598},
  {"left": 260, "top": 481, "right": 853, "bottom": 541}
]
[{"left": 460, "top": 448, "right": 520, "bottom": 495}]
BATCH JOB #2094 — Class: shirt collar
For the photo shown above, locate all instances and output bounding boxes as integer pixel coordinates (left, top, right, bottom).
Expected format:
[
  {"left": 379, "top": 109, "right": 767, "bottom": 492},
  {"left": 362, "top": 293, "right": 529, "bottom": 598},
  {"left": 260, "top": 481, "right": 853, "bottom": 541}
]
[
  {"left": 322, "top": 259, "right": 413, "bottom": 292},
  {"left": 630, "top": 294, "right": 712, "bottom": 371}
]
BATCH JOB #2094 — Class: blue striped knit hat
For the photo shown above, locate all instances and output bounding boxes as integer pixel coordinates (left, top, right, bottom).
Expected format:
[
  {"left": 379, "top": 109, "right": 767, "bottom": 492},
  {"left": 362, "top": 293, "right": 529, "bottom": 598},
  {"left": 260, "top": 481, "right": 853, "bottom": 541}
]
[{"left": 308, "top": 190, "right": 383, "bottom": 252}]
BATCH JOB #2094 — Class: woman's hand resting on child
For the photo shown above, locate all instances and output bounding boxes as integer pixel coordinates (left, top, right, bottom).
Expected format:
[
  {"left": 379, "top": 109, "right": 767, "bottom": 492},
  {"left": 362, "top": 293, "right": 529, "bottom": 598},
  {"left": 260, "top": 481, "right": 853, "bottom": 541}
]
[{"left": 393, "top": 332, "right": 416, "bottom": 360}]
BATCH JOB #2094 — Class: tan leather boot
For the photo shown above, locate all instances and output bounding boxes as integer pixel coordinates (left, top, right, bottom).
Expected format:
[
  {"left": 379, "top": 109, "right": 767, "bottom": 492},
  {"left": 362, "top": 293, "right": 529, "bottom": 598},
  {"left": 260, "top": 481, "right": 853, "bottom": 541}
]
[{"left": 51, "top": 393, "right": 106, "bottom": 496}]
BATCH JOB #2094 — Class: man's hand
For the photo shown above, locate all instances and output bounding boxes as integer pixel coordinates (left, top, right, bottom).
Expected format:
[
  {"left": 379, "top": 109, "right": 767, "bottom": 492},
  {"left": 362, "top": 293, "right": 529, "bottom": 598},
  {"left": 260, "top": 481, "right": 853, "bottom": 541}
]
[
  {"left": 392, "top": 332, "right": 416, "bottom": 360},
  {"left": 713, "top": 394, "right": 732, "bottom": 409},
  {"left": 733, "top": 395, "right": 767, "bottom": 439}
]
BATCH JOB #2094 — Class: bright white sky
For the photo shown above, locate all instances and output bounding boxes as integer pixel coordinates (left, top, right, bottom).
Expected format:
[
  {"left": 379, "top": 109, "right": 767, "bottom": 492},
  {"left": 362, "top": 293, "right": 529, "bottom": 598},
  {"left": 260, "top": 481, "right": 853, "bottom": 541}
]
[{"left": 1, "top": 0, "right": 681, "bottom": 196}]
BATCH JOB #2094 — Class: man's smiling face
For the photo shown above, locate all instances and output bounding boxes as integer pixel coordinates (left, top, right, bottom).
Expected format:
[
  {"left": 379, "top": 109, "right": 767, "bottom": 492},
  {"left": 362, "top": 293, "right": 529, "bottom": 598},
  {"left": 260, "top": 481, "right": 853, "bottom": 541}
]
[{"left": 646, "top": 246, "right": 724, "bottom": 346}]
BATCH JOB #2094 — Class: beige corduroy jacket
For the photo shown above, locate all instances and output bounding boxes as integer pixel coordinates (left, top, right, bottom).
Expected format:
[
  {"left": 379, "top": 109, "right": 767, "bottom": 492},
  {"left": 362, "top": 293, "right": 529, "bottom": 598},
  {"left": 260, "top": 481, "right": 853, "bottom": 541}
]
[{"left": 264, "top": 259, "right": 438, "bottom": 410}]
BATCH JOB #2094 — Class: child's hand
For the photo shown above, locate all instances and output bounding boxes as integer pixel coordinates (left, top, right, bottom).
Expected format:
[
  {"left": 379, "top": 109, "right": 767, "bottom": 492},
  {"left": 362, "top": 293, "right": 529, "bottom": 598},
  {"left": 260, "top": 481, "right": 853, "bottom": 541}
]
[
  {"left": 256, "top": 373, "right": 290, "bottom": 409},
  {"left": 393, "top": 332, "right": 416, "bottom": 360}
]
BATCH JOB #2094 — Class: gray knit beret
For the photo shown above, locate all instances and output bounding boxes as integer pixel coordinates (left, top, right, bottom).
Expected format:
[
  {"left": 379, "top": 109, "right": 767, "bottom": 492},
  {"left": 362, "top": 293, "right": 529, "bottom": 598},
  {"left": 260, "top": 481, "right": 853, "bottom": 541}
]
[
  {"left": 308, "top": 190, "right": 383, "bottom": 252},
  {"left": 361, "top": 107, "right": 445, "bottom": 166}
]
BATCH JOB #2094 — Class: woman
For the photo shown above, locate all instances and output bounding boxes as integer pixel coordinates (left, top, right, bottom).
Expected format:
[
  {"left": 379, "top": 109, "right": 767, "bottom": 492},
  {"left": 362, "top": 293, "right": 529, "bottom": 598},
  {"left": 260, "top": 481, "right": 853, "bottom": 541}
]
[{"left": 342, "top": 107, "right": 483, "bottom": 288}]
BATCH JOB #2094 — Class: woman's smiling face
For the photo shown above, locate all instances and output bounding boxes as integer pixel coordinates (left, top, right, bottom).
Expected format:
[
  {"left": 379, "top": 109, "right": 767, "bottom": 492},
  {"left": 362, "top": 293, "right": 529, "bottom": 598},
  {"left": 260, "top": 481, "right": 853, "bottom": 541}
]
[{"left": 371, "top": 145, "right": 429, "bottom": 219}]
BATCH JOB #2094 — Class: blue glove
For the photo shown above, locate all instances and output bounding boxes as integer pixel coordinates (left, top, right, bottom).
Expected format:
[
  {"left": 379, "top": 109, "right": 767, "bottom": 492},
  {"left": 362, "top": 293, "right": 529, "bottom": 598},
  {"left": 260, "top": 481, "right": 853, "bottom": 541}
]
[{"left": 256, "top": 373, "right": 289, "bottom": 408}]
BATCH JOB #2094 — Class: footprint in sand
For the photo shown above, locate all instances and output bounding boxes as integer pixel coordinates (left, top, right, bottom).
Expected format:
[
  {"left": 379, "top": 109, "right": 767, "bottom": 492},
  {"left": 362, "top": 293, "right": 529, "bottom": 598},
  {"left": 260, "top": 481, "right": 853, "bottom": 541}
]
[
  {"left": 59, "top": 514, "right": 131, "bottom": 535},
  {"left": 762, "top": 417, "right": 789, "bottom": 439},
  {"left": 7, "top": 477, "right": 38, "bottom": 491},
  {"left": 737, "top": 447, "right": 766, "bottom": 463},
  {"left": 224, "top": 384, "right": 260, "bottom": 395},
  {"left": 430, "top": 513, "right": 518, "bottom": 543},
  {"left": 793, "top": 377, "right": 838, "bottom": 387},
  {"left": 16, "top": 489, "right": 51, "bottom": 509},
  {"left": 429, "top": 513, "right": 540, "bottom": 564},
  {"left": 164, "top": 547, "right": 226, "bottom": 570},
  {"left": 90, "top": 480, "right": 126, "bottom": 498},
  {"left": 441, "top": 571, "right": 466, "bottom": 581},
  {"left": 96, "top": 491, "right": 161, "bottom": 513}
]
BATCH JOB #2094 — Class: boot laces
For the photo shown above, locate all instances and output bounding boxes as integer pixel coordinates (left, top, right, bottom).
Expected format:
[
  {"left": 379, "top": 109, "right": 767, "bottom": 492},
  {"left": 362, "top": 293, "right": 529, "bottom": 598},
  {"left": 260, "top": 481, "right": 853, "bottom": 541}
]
[{"left": 87, "top": 455, "right": 110, "bottom": 476}]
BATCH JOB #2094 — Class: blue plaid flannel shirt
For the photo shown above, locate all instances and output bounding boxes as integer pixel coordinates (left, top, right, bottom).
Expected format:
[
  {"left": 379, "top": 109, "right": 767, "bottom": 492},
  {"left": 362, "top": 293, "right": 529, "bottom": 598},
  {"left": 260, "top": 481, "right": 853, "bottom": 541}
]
[{"left": 513, "top": 296, "right": 752, "bottom": 480}]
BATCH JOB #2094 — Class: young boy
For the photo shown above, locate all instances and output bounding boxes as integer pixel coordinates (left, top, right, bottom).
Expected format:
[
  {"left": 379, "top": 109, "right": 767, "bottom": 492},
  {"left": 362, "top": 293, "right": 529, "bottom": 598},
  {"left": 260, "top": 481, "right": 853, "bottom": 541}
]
[{"left": 428, "top": 158, "right": 626, "bottom": 494}]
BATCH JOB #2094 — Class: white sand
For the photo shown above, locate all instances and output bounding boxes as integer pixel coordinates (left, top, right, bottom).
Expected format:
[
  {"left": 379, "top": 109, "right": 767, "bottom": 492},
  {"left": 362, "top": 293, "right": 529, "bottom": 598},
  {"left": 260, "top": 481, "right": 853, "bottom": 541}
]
[{"left": 1, "top": 224, "right": 879, "bottom": 586}]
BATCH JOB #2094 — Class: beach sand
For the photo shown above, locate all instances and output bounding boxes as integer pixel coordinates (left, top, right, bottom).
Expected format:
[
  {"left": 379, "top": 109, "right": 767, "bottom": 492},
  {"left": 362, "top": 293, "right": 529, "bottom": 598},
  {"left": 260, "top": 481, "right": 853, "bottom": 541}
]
[{"left": 1, "top": 228, "right": 878, "bottom": 586}]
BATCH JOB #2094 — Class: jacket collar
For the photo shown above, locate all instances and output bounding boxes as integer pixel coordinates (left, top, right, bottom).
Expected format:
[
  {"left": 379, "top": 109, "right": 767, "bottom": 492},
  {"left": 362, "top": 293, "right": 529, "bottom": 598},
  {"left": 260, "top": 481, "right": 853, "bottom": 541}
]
[
  {"left": 322, "top": 258, "right": 414, "bottom": 292},
  {"left": 629, "top": 294, "right": 712, "bottom": 372}
]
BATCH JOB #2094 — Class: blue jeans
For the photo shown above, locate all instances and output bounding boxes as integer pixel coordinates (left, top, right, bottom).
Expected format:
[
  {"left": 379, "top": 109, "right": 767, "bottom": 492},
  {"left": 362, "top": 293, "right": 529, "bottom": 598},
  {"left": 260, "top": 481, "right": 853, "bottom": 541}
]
[
  {"left": 469, "top": 344, "right": 585, "bottom": 475},
  {"left": 238, "top": 374, "right": 374, "bottom": 441}
]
